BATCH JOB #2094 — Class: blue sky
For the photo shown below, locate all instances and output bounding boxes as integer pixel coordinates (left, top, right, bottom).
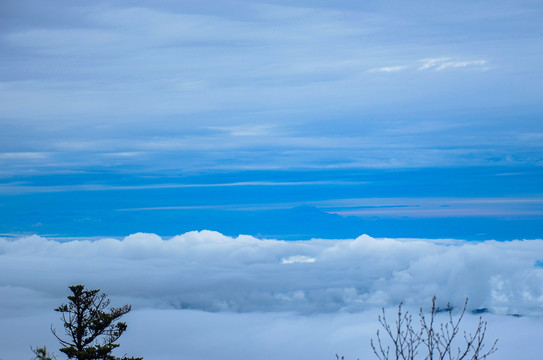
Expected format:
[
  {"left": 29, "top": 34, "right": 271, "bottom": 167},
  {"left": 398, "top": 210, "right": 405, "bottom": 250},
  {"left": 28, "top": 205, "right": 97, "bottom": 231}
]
[{"left": 1, "top": 0, "right": 542, "bottom": 239}]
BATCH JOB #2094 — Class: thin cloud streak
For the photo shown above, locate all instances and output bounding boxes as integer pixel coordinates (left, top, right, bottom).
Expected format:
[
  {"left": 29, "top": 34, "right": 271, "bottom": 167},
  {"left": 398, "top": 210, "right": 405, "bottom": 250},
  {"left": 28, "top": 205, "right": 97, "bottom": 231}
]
[
  {"left": 115, "top": 196, "right": 543, "bottom": 219},
  {"left": 0, "top": 180, "right": 366, "bottom": 195},
  {"left": 368, "top": 65, "right": 408, "bottom": 72},
  {"left": 332, "top": 208, "right": 543, "bottom": 218},
  {"left": 418, "top": 57, "right": 489, "bottom": 71},
  {"left": 324, "top": 197, "right": 543, "bottom": 217},
  {"left": 369, "top": 58, "right": 489, "bottom": 73}
]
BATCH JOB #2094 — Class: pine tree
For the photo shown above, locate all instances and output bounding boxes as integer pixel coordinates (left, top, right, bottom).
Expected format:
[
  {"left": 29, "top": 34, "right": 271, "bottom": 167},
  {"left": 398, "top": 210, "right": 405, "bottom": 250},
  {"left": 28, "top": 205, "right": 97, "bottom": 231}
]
[
  {"left": 31, "top": 345, "right": 56, "bottom": 360},
  {"left": 51, "top": 284, "right": 142, "bottom": 360}
]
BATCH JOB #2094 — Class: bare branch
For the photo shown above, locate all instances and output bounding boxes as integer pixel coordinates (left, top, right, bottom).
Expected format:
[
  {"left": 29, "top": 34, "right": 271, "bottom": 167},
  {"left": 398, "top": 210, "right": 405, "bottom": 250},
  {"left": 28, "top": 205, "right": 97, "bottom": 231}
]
[{"left": 370, "top": 297, "right": 498, "bottom": 360}]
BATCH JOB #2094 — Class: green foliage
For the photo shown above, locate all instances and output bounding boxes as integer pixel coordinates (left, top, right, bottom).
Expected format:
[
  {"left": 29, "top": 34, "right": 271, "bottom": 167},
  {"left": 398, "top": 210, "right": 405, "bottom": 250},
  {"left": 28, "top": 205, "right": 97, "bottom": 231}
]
[
  {"left": 31, "top": 345, "right": 56, "bottom": 360},
  {"left": 51, "top": 284, "right": 142, "bottom": 360}
]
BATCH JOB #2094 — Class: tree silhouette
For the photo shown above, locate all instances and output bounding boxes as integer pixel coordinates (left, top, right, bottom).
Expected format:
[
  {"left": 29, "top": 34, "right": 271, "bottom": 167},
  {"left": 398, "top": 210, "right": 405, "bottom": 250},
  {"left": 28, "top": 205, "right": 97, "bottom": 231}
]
[
  {"left": 371, "top": 297, "right": 497, "bottom": 360},
  {"left": 51, "top": 284, "right": 142, "bottom": 360},
  {"left": 31, "top": 345, "right": 56, "bottom": 360}
]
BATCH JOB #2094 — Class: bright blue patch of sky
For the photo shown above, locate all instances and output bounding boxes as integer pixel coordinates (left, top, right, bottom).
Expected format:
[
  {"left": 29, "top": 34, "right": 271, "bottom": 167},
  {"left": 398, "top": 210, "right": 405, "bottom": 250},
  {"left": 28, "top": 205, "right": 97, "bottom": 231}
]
[
  {"left": 1, "top": 167, "right": 542, "bottom": 240},
  {"left": 1, "top": 0, "right": 542, "bottom": 239}
]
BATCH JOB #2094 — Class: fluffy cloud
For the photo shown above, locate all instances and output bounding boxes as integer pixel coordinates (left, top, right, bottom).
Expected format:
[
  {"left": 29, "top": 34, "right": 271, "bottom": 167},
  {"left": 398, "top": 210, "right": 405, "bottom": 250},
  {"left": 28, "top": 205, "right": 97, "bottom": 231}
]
[
  {"left": 2, "top": 231, "right": 542, "bottom": 315},
  {"left": 2, "top": 231, "right": 543, "bottom": 360}
]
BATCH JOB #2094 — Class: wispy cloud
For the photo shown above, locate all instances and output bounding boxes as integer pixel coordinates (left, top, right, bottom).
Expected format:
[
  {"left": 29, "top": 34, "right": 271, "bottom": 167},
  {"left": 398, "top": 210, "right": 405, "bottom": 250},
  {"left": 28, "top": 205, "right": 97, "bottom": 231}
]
[
  {"left": 418, "top": 57, "right": 451, "bottom": 70},
  {"left": 324, "top": 197, "right": 543, "bottom": 217},
  {"left": 0, "top": 180, "right": 366, "bottom": 194},
  {"left": 368, "top": 65, "right": 408, "bottom": 73},
  {"left": 0, "top": 152, "right": 49, "bottom": 160},
  {"left": 419, "top": 57, "right": 488, "bottom": 71},
  {"left": 114, "top": 196, "right": 543, "bottom": 218},
  {"left": 369, "top": 57, "right": 489, "bottom": 74},
  {"left": 208, "top": 124, "right": 277, "bottom": 137}
]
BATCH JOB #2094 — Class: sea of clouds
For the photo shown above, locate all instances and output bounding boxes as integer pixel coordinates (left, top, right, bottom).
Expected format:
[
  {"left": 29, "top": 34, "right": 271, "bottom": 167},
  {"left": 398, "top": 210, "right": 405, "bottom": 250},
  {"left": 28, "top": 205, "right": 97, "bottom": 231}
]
[
  {"left": 1, "top": 231, "right": 543, "bottom": 359},
  {"left": 2, "top": 231, "right": 543, "bottom": 315}
]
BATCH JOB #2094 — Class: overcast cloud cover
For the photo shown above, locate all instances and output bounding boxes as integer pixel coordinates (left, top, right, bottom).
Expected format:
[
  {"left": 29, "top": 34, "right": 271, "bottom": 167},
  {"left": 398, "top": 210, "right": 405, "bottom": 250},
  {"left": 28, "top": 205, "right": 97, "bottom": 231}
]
[{"left": 1, "top": 0, "right": 543, "bottom": 173}]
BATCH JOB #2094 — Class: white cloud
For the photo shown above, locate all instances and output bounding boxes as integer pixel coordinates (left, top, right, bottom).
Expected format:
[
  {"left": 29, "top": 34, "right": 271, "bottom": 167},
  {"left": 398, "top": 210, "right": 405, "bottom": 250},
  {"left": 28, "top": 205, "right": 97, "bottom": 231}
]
[
  {"left": 418, "top": 57, "right": 452, "bottom": 70},
  {"left": 1, "top": 231, "right": 543, "bottom": 359},
  {"left": 0, "top": 180, "right": 364, "bottom": 195},
  {"left": 1, "top": 232, "right": 543, "bottom": 315},
  {"left": 281, "top": 255, "right": 316, "bottom": 264},
  {"left": 436, "top": 59, "right": 488, "bottom": 70},
  {"left": 368, "top": 57, "right": 489, "bottom": 74},
  {"left": 419, "top": 57, "right": 488, "bottom": 71},
  {"left": 368, "top": 65, "right": 408, "bottom": 73}
]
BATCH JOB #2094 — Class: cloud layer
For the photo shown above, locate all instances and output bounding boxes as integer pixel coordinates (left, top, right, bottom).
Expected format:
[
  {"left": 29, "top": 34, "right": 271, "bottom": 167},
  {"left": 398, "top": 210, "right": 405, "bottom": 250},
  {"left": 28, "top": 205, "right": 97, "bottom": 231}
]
[
  {"left": 2, "top": 232, "right": 543, "bottom": 316},
  {"left": 2, "top": 0, "right": 543, "bottom": 174},
  {"left": 4, "top": 306, "right": 543, "bottom": 360}
]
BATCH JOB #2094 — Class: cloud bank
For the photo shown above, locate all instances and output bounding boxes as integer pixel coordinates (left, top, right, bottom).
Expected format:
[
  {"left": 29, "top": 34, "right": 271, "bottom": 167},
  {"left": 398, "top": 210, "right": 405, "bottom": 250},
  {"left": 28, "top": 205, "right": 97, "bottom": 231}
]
[{"left": 2, "top": 232, "right": 543, "bottom": 316}]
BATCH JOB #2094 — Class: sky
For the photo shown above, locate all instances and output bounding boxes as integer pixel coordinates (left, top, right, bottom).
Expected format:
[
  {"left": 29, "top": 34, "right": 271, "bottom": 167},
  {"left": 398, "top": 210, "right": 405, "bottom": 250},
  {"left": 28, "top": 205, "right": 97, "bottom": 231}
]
[
  {"left": 1, "top": 1, "right": 543, "bottom": 359},
  {"left": 1, "top": 0, "right": 543, "bottom": 239}
]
